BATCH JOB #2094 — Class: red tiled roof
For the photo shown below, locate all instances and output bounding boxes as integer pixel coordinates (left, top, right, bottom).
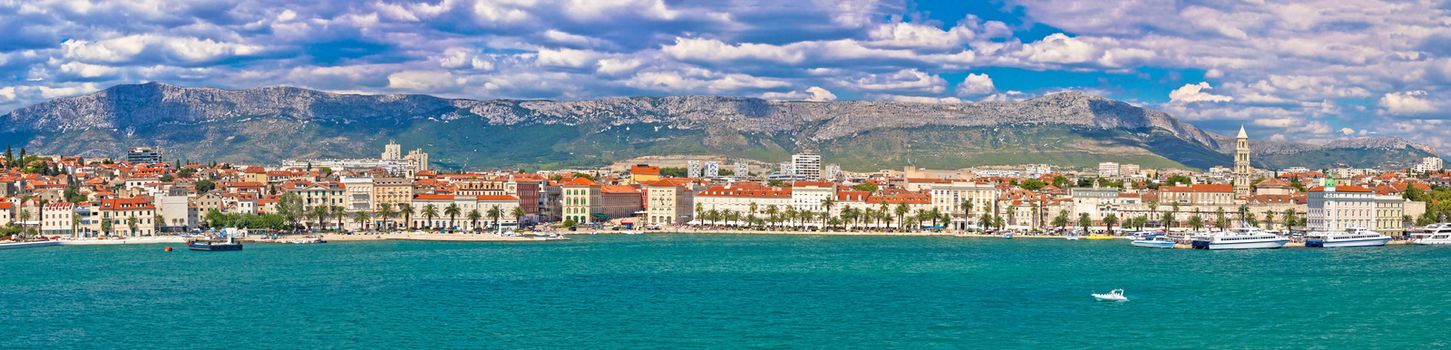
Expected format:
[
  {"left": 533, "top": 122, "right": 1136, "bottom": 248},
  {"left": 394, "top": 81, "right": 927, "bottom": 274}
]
[
  {"left": 630, "top": 165, "right": 661, "bottom": 176},
  {"left": 476, "top": 195, "right": 519, "bottom": 201},
  {"left": 413, "top": 194, "right": 456, "bottom": 201},
  {"left": 562, "top": 177, "right": 597, "bottom": 186},
  {"left": 99, "top": 197, "right": 155, "bottom": 211}
]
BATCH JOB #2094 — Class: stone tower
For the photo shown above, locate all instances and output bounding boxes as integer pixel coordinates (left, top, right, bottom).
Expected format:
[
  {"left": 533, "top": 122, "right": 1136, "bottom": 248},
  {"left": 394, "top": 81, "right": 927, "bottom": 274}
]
[{"left": 1233, "top": 126, "right": 1251, "bottom": 197}]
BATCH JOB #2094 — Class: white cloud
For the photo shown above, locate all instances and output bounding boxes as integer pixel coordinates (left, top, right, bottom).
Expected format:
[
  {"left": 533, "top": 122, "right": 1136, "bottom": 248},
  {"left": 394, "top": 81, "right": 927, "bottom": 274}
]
[
  {"left": 852, "top": 69, "right": 945, "bottom": 93},
  {"left": 387, "top": 70, "right": 465, "bottom": 92},
  {"left": 1019, "top": 33, "right": 1099, "bottom": 64},
  {"left": 61, "top": 34, "right": 262, "bottom": 65},
  {"left": 439, "top": 48, "right": 495, "bottom": 71},
  {"left": 0, "top": 87, "right": 15, "bottom": 102},
  {"left": 1379, "top": 90, "right": 1438, "bottom": 115},
  {"left": 762, "top": 86, "right": 837, "bottom": 102},
  {"left": 1169, "top": 82, "right": 1233, "bottom": 103},
  {"left": 58, "top": 62, "right": 121, "bottom": 78},
  {"left": 866, "top": 21, "right": 973, "bottom": 50},
  {"left": 955, "top": 73, "right": 995, "bottom": 96},
  {"left": 1340, "top": 127, "right": 1356, "bottom": 135},
  {"left": 536, "top": 48, "right": 605, "bottom": 68}
]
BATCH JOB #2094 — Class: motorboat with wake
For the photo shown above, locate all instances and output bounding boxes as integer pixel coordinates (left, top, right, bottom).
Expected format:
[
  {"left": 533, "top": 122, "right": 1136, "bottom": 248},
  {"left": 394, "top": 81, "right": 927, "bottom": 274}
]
[
  {"left": 1305, "top": 228, "right": 1390, "bottom": 248},
  {"left": 1092, "top": 289, "right": 1128, "bottom": 302}
]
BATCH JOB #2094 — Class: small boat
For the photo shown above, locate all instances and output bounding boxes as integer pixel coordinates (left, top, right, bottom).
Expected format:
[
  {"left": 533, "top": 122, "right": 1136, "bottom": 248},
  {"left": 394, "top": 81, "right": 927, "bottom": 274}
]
[
  {"left": 1410, "top": 223, "right": 1451, "bottom": 245},
  {"left": 1064, "top": 235, "right": 1081, "bottom": 241},
  {"left": 1131, "top": 235, "right": 1176, "bottom": 249},
  {"left": 621, "top": 230, "right": 643, "bottom": 235},
  {"left": 1092, "top": 289, "right": 1128, "bottom": 302},
  {"left": 188, "top": 236, "right": 243, "bottom": 251},
  {"left": 1002, "top": 232, "right": 1014, "bottom": 239},
  {"left": 1305, "top": 228, "right": 1390, "bottom": 248}
]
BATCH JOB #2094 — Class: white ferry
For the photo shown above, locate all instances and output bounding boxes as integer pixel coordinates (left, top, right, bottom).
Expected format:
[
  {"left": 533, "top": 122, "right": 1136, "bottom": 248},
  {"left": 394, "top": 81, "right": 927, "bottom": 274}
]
[
  {"left": 1410, "top": 223, "right": 1451, "bottom": 245},
  {"left": 1305, "top": 228, "right": 1390, "bottom": 248},
  {"left": 1190, "top": 226, "right": 1289, "bottom": 250}
]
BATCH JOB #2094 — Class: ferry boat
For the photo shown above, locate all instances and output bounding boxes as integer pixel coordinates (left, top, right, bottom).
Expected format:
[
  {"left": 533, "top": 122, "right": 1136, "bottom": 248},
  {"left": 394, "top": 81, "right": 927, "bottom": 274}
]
[
  {"left": 1305, "top": 228, "right": 1390, "bottom": 248},
  {"left": 1411, "top": 223, "right": 1451, "bottom": 245},
  {"left": 188, "top": 236, "right": 243, "bottom": 251},
  {"left": 1131, "top": 235, "right": 1176, "bottom": 249},
  {"left": 1190, "top": 226, "right": 1289, "bottom": 250}
]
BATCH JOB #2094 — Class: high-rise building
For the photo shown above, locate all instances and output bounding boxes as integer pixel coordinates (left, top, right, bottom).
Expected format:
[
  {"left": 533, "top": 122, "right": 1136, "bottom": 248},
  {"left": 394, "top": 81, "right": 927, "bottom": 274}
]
[
  {"left": 687, "top": 160, "right": 703, "bottom": 178},
  {"left": 704, "top": 161, "right": 720, "bottom": 178},
  {"left": 824, "top": 164, "right": 842, "bottom": 181},
  {"left": 381, "top": 140, "right": 402, "bottom": 160},
  {"left": 791, "top": 151, "right": 822, "bottom": 180},
  {"left": 1233, "top": 126, "right": 1252, "bottom": 197},
  {"left": 126, "top": 146, "right": 162, "bottom": 163},
  {"left": 1097, "top": 162, "right": 1120, "bottom": 178},
  {"left": 405, "top": 149, "right": 429, "bottom": 172},
  {"left": 734, "top": 163, "right": 749, "bottom": 178},
  {"left": 1412, "top": 156, "right": 1444, "bottom": 173}
]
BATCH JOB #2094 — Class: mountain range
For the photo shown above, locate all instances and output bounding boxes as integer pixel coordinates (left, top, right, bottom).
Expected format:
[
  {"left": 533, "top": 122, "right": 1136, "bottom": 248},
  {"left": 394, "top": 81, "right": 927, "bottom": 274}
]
[{"left": 0, "top": 82, "right": 1439, "bottom": 172}]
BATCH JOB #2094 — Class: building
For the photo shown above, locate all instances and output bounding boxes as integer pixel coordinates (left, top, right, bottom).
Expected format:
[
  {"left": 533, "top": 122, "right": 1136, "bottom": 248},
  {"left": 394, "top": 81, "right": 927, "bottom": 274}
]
[
  {"left": 792, "top": 152, "right": 822, "bottom": 180},
  {"left": 405, "top": 148, "right": 430, "bottom": 172},
  {"left": 341, "top": 176, "right": 374, "bottom": 213},
  {"left": 126, "top": 147, "right": 162, "bottom": 163},
  {"left": 560, "top": 177, "right": 602, "bottom": 224},
  {"left": 372, "top": 177, "right": 412, "bottom": 208},
  {"left": 1097, "top": 162, "right": 1120, "bottom": 178},
  {"left": 1307, "top": 178, "right": 1376, "bottom": 232},
  {"left": 643, "top": 180, "right": 694, "bottom": 226},
  {"left": 153, "top": 192, "right": 191, "bottom": 230},
  {"left": 629, "top": 164, "right": 662, "bottom": 183},
  {"left": 1413, "top": 156, "right": 1444, "bottom": 173},
  {"left": 41, "top": 202, "right": 74, "bottom": 236},
  {"left": 99, "top": 197, "right": 157, "bottom": 237},
  {"left": 824, "top": 164, "right": 842, "bottom": 181},
  {"left": 693, "top": 183, "right": 792, "bottom": 221},
  {"left": 1159, "top": 184, "right": 1236, "bottom": 207},
  {"left": 381, "top": 140, "right": 402, "bottom": 160},
  {"left": 599, "top": 185, "right": 644, "bottom": 220},
  {"left": 1233, "top": 126, "right": 1252, "bottom": 197},
  {"left": 928, "top": 181, "right": 999, "bottom": 230},
  {"left": 735, "top": 163, "right": 750, "bottom": 178},
  {"left": 1120, "top": 164, "right": 1141, "bottom": 178},
  {"left": 790, "top": 181, "right": 836, "bottom": 213},
  {"left": 687, "top": 160, "right": 703, "bottom": 179},
  {"left": 703, "top": 161, "right": 720, "bottom": 178}
]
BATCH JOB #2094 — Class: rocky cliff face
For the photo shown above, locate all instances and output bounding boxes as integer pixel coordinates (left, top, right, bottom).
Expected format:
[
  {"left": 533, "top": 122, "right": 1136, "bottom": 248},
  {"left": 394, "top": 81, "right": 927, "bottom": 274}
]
[{"left": 0, "top": 83, "right": 1434, "bottom": 170}]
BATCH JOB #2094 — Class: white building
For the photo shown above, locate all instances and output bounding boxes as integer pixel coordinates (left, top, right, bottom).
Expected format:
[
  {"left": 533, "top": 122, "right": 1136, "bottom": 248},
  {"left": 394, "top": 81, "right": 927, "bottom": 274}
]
[
  {"left": 704, "top": 161, "right": 720, "bottom": 178},
  {"left": 928, "top": 181, "right": 999, "bottom": 230},
  {"left": 1097, "top": 162, "right": 1120, "bottom": 178},
  {"left": 341, "top": 176, "right": 374, "bottom": 213},
  {"left": 688, "top": 160, "right": 703, "bottom": 179},
  {"left": 1413, "top": 156, "right": 1444, "bottom": 173},
  {"left": 381, "top": 140, "right": 402, "bottom": 160},
  {"left": 1024, "top": 164, "right": 1052, "bottom": 178},
  {"left": 790, "top": 181, "right": 836, "bottom": 213},
  {"left": 792, "top": 152, "right": 822, "bottom": 180},
  {"left": 153, "top": 192, "right": 192, "bottom": 230},
  {"left": 734, "top": 163, "right": 750, "bottom": 178},
  {"left": 1307, "top": 178, "right": 1376, "bottom": 232}
]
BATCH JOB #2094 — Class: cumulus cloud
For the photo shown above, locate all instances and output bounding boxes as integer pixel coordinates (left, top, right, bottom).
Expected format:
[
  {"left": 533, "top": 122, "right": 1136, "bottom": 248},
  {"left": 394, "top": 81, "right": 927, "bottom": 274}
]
[
  {"left": 762, "top": 86, "right": 837, "bottom": 102},
  {"left": 852, "top": 69, "right": 946, "bottom": 93},
  {"left": 1169, "top": 82, "right": 1233, "bottom": 103},
  {"left": 1379, "top": 90, "right": 1438, "bottom": 115},
  {"left": 955, "top": 73, "right": 995, "bottom": 96}
]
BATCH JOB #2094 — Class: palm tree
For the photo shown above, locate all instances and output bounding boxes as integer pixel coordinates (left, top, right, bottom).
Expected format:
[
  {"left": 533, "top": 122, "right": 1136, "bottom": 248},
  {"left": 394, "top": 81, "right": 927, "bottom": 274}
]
[
  {"left": 352, "top": 211, "right": 371, "bottom": 231},
  {"left": 487, "top": 205, "right": 503, "bottom": 231},
  {"left": 1052, "top": 209, "right": 1069, "bottom": 233},
  {"left": 511, "top": 206, "right": 525, "bottom": 228},
  {"left": 1214, "top": 207, "right": 1229, "bottom": 231},
  {"left": 748, "top": 202, "right": 759, "bottom": 218},
  {"left": 1147, "top": 201, "right": 1159, "bottom": 227},
  {"left": 1170, "top": 202, "right": 1182, "bottom": 228},
  {"left": 1078, "top": 213, "right": 1092, "bottom": 234},
  {"left": 101, "top": 217, "right": 113, "bottom": 238},
  {"left": 312, "top": 206, "right": 330, "bottom": 230},
  {"left": 764, "top": 205, "right": 780, "bottom": 229},
  {"left": 375, "top": 203, "right": 395, "bottom": 231},
  {"left": 467, "top": 209, "right": 482, "bottom": 232},
  {"left": 1283, "top": 209, "right": 1298, "bottom": 232},
  {"left": 960, "top": 199, "right": 974, "bottom": 231},
  {"left": 894, "top": 203, "right": 909, "bottom": 230},
  {"left": 980, "top": 213, "right": 994, "bottom": 231},
  {"left": 1262, "top": 210, "right": 1276, "bottom": 231},
  {"left": 422, "top": 204, "right": 439, "bottom": 229},
  {"left": 783, "top": 206, "right": 797, "bottom": 229},
  {"left": 398, "top": 203, "right": 415, "bottom": 230},
  {"left": 1102, "top": 213, "right": 1119, "bottom": 235},
  {"left": 1188, "top": 215, "right": 1205, "bottom": 231},
  {"left": 126, "top": 217, "right": 139, "bottom": 237},
  {"left": 821, "top": 197, "right": 836, "bottom": 228},
  {"left": 331, "top": 206, "right": 347, "bottom": 231},
  {"left": 445, "top": 203, "right": 461, "bottom": 230},
  {"left": 927, "top": 207, "right": 942, "bottom": 228}
]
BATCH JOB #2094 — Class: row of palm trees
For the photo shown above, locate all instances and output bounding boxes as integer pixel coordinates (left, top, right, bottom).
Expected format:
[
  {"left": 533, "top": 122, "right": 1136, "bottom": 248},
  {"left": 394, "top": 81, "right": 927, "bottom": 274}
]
[
  {"left": 352, "top": 202, "right": 526, "bottom": 232},
  {"left": 693, "top": 199, "right": 985, "bottom": 231}
]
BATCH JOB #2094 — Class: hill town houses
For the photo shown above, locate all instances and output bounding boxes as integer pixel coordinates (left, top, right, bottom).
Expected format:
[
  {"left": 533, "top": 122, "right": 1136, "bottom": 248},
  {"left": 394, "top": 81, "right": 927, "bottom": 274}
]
[{"left": 0, "top": 132, "right": 1445, "bottom": 238}]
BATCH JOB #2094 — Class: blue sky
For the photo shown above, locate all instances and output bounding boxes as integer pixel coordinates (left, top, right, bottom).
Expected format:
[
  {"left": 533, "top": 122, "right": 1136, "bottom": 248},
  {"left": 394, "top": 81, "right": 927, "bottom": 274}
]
[{"left": 1, "top": 0, "right": 1449, "bottom": 152}]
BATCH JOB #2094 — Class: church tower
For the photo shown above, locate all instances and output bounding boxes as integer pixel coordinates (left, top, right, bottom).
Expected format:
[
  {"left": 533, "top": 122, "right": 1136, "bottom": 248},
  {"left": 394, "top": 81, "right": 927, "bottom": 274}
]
[{"left": 1233, "top": 126, "right": 1251, "bottom": 197}]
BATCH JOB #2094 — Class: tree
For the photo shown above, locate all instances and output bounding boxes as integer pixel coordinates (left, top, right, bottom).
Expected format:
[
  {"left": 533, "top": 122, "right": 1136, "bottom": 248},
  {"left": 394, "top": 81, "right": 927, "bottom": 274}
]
[
  {"left": 445, "top": 203, "right": 461, "bottom": 229},
  {"left": 194, "top": 179, "right": 217, "bottom": 193},
  {"left": 562, "top": 217, "right": 577, "bottom": 230},
  {"left": 894, "top": 203, "right": 910, "bottom": 230},
  {"left": 487, "top": 205, "right": 504, "bottom": 231},
  {"left": 467, "top": 209, "right": 482, "bottom": 232},
  {"left": 511, "top": 206, "right": 525, "bottom": 228},
  {"left": 332, "top": 206, "right": 347, "bottom": 231},
  {"left": 821, "top": 197, "right": 836, "bottom": 228},
  {"left": 352, "top": 211, "right": 371, "bottom": 231},
  {"left": 764, "top": 205, "right": 779, "bottom": 229},
  {"left": 850, "top": 182, "right": 877, "bottom": 192},
  {"left": 960, "top": 199, "right": 975, "bottom": 231},
  {"left": 1188, "top": 215, "right": 1205, "bottom": 231},
  {"left": 980, "top": 213, "right": 994, "bottom": 231},
  {"left": 126, "top": 217, "right": 139, "bottom": 237},
  {"left": 1052, "top": 210, "right": 1069, "bottom": 232},
  {"left": 783, "top": 206, "right": 797, "bottom": 229},
  {"left": 397, "top": 203, "right": 415, "bottom": 230},
  {"left": 1262, "top": 210, "right": 1276, "bottom": 230},
  {"left": 1078, "top": 213, "right": 1092, "bottom": 233},
  {"left": 375, "top": 203, "right": 396, "bottom": 231},
  {"left": 1282, "top": 209, "right": 1298, "bottom": 231},
  {"left": 101, "top": 217, "right": 113, "bottom": 237},
  {"left": 1147, "top": 201, "right": 1159, "bottom": 227},
  {"left": 312, "top": 205, "right": 331, "bottom": 230},
  {"left": 1214, "top": 207, "right": 1229, "bottom": 231},
  {"left": 276, "top": 193, "right": 304, "bottom": 228},
  {"left": 1245, "top": 213, "right": 1258, "bottom": 228},
  {"left": 422, "top": 204, "right": 439, "bottom": 229},
  {"left": 1103, "top": 213, "right": 1119, "bottom": 235},
  {"left": 1019, "top": 179, "right": 1047, "bottom": 191}
]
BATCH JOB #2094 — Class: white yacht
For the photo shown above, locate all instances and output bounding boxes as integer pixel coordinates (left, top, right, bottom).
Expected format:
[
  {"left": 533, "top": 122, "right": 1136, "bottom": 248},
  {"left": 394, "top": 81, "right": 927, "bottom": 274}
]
[
  {"left": 1410, "top": 223, "right": 1451, "bottom": 245},
  {"left": 1305, "top": 228, "right": 1390, "bottom": 248},
  {"left": 1190, "top": 226, "right": 1289, "bottom": 250}
]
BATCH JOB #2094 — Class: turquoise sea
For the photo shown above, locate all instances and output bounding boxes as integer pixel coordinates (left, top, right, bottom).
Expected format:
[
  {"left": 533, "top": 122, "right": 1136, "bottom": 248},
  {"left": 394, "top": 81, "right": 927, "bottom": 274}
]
[{"left": 2, "top": 235, "right": 1449, "bottom": 349}]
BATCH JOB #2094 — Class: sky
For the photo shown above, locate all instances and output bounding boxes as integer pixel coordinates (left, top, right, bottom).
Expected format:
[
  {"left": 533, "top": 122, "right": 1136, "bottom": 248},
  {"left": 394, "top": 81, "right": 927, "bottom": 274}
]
[{"left": 1, "top": 0, "right": 1449, "bottom": 152}]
